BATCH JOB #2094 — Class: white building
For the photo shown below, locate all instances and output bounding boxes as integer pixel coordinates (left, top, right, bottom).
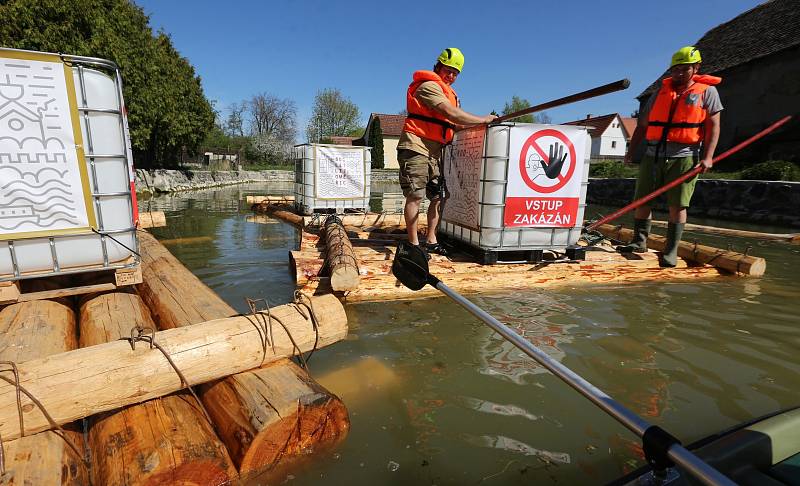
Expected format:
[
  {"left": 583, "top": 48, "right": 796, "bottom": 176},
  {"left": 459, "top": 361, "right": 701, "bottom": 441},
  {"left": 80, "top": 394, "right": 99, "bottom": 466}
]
[{"left": 563, "top": 113, "right": 636, "bottom": 160}]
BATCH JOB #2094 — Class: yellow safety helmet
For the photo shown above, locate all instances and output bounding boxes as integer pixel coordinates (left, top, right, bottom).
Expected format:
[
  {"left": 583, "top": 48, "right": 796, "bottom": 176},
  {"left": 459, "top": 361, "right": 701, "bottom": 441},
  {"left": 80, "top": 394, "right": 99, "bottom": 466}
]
[
  {"left": 670, "top": 46, "right": 702, "bottom": 67},
  {"left": 437, "top": 47, "right": 465, "bottom": 72}
]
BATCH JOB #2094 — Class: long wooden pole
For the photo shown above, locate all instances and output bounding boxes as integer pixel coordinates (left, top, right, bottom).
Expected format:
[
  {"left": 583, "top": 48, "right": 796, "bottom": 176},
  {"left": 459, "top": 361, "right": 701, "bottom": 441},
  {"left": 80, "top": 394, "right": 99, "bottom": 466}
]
[
  {"left": 493, "top": 79, "right": 631, "bottom": 123},
  {"left": 587, "top": 115, "right": 793, "bottom": 231},
  {"left": 649, "top": 220, "right": 800, "bottom": 243},
  {"left": 0, "top": 295, "right": 347, "bottom": 442}
]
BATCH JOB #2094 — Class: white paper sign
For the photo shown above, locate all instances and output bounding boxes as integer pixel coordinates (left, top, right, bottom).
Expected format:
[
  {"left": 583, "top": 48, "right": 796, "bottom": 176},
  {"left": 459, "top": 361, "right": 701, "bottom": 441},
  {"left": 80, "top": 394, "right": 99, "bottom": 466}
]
[
  {"left": 442, "top": 126, "right": 485, "bottom": 230},
  {"left": 315, "top": 146, "right": 365, "bottom": 199},
  {"left": 0, "top": 53, "right": 92, "bottom": 238},
  {"left": 505, "top": 125, "right": 588, "bottom": 227}
]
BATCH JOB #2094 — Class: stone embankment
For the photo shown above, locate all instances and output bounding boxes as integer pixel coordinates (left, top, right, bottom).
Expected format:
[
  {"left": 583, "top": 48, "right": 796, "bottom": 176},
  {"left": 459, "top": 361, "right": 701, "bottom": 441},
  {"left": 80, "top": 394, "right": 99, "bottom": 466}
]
[
  {"left": 135, "top": 169, "right": 293, "bottom": 194},
  {"left": 588, "top": 178, "right": 800, "bottom": 228}
]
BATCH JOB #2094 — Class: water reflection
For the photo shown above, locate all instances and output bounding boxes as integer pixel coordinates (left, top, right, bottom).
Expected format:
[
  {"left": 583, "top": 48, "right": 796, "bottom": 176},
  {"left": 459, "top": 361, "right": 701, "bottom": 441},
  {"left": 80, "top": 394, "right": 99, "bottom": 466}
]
[{"left": 140, "top": 184, "right": 800, "bottom": 485}]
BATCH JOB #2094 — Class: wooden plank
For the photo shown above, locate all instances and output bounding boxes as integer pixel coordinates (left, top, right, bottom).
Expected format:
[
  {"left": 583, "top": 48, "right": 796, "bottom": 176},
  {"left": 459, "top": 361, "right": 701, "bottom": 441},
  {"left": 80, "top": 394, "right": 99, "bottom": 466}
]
[
  {"left": 0, "top": 281, "right": 20, "bottom": 305},
  {"left": 114, "top": 265, "right": 142, "bottom": 287},
  {"left": 0, "top": 294, "right": 347, "bottom": 441},
  {"left": 17, "top": 283, "right": 117, "bottom": 303},
  {"left": 138, "top": 211, "right": 166, "bottom": 229}
]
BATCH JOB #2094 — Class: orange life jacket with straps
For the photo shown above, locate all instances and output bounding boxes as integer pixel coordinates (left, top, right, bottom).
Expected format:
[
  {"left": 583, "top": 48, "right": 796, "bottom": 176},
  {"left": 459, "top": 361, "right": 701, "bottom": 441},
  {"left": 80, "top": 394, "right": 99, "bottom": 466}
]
[
  {"left": 403, "top": 70, "right": 459, "bottom": 144},
  {"left": 645, "top": 74, "right": 722, "bottom": 146}
]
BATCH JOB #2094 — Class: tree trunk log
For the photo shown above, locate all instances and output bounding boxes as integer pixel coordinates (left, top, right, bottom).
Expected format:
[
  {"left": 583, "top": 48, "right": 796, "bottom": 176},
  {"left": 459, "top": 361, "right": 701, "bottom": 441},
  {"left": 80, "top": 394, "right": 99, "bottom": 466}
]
[
  {"left": 323, "top": 218, "right": 360, "bottom": 292},
  {"left": 0, "top": 300, "right": 87, "bottom": 486},
  {"left": 596, "top": 224, "right": 766, "bottom": 276},
  {"left": 650, "top": 220, "right": 800, "bottom": 243},
  {"left": 252, "top": 203, "right": 304, "bottom": 227},
  {"left": 137, "top": 231, "right": 350, "bottom": 474},
  {"left": 0, "top": 295, "right": 346, "bottom": 441},
  {"left": 78, "top": 290, "right": 237, "bottom": 486},
  {"left": 138, "top": 211, "right": 166, "bottom": 229}
]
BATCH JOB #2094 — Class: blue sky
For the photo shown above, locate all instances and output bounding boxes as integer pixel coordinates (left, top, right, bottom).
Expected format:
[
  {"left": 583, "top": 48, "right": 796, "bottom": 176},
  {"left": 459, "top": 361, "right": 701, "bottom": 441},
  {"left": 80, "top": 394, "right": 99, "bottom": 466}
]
[{"left": 136, "top": 0, "right": 761, "bottom": 137}]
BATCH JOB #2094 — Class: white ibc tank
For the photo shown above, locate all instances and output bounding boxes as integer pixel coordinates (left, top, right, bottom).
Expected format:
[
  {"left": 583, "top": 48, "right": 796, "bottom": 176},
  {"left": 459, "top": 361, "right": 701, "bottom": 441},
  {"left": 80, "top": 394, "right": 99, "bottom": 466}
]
[
  {"left": 294, "top": 143, "right": 372, "bottom": 215},
  {"left": 0, "top": 49, "right": 138, "bottom": 280},
  {"left": 441, "top": 123, "right": 591, "bottom": 251}
]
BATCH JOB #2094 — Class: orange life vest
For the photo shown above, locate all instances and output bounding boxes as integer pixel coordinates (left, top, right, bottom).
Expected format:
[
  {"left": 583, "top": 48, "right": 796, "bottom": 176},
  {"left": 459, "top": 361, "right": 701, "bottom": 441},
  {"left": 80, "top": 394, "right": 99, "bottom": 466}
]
[
  {"left": 645, "top": 74, "right": 722, "bottom": 145},
  {"left": 402, "top": 70, "right": 459, "bottom": 144}
]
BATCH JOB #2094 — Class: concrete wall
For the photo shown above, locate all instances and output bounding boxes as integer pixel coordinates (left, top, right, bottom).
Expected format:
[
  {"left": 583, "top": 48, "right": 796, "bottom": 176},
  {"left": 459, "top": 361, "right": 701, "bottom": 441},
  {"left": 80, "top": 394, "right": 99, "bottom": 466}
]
[
  {"left": 135, "top": 169, "right": 293, "bottom": 194},
  {"left": 587, "top": 178, "right": 800, "bottom": 228}
]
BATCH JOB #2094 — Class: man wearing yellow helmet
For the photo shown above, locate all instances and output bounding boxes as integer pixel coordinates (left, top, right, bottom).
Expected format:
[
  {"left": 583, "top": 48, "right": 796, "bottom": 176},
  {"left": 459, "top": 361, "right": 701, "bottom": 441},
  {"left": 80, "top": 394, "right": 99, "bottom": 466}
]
[
  {"left": 619, "top": 46, "right": 723, "bottom": 267},
  {"left": 398, "top": 47, "right": 497, "bottom": 256}
]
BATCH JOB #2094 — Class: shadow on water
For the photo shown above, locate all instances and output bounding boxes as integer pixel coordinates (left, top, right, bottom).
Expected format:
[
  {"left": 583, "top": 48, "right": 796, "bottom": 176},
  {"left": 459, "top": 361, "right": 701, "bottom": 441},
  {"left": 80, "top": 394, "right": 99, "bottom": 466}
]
[{"left": 141, "top": 184, "right": 800, "bottom": 485}]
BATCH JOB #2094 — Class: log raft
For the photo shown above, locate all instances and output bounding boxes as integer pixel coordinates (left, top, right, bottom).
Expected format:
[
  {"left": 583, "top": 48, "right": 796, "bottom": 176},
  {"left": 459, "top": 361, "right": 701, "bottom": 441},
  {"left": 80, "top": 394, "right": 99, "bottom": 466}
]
[
  {"left": 0, "top": 294, "right": 346, "bottom": 441},
  {"left": 78, "top": 290, "right": 237, "bottom": 486},
  {"left": 137, "top": 231, "right": 350, "bottom": 475},
  {"left": 0, "top": 300, "right": 87, "bottom": 486}
]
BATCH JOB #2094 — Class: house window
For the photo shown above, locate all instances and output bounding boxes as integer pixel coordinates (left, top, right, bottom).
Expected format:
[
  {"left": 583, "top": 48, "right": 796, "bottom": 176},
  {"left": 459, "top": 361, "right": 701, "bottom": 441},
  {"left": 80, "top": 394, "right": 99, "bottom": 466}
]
[{"left": 611, "top": 141, "right": 617, "bottom": 148}]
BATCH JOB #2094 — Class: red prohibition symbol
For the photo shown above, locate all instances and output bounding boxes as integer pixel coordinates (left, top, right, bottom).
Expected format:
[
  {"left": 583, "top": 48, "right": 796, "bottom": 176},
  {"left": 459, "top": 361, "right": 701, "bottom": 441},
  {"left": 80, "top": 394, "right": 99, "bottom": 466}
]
[{"left": 518, "top": 129, "right": 577, "bottom": 193}]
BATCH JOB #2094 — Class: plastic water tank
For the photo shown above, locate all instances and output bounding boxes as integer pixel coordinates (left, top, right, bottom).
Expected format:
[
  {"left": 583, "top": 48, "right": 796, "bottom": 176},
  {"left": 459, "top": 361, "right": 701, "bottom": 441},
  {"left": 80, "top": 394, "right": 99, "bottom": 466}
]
[
  {"left": 441, "top": 122, "right": 590, "bottom": 251},
  {"left": 0, "top": 49, "right": 138, "bottom": 280},
  {"left": 294, "top": 143, "right": 372, "bottom": 215}
]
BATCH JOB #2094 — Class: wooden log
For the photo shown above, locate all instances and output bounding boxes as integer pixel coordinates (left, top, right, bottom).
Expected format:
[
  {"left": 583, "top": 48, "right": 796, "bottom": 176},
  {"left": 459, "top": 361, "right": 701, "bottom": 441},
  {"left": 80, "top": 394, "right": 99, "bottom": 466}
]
[
  {"left": 303, "top": 213, "right": 422, "bottom": 229},
  {"left": 0, "top": 300, "right": 87, "bottom": 486},
  {"left": 0, "top": 294, "right": 347, "bottom": 441},
  {"left": 159, "top": 236, "right": 214, "bottom": 246},
  {"left": 138, "top": 211, "right": 166, "bottom": 229},
  {"left": 596, "top": 224, "right": 766, "bottom": 276},
  {"left": 78, "top": 290, "right": 237, "bottom": 486},
  {"left": 650, "top": 220, "right": 800, "bottom": 243},
  {"left": 137, "top": 231, "right": 350, "bottom": 474},
  {"left": 246, "top": 195, "right": 294, "bottom": 205},
  {"left": 252, "top": 203, "right": 303, "bottom": 227},
  {"left": 323, "top": 218, "right": 360, "bottom": 291}
]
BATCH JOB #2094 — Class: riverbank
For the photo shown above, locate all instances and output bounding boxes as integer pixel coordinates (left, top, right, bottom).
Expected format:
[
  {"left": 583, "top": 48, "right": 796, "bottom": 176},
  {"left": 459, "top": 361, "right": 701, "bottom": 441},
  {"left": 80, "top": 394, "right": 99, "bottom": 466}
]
[
  {"left": 135, "top": 170, "right": 800, "bottom": 228},
  {"left": 134, "top": 169, "right": 401, "bottom": 194},
  {"left": 588, "top": 178, "right": 800, "bottom": 228}
]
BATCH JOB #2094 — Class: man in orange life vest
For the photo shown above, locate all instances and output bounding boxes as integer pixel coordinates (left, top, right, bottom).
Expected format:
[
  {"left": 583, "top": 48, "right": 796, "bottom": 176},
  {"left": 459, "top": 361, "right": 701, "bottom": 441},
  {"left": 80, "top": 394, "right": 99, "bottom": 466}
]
[
  {"left": 619, "top": 46, "right": 722, "bottom": 267},
  {"left": 398, "top": 47, "right": 497, "bottom": 256}
]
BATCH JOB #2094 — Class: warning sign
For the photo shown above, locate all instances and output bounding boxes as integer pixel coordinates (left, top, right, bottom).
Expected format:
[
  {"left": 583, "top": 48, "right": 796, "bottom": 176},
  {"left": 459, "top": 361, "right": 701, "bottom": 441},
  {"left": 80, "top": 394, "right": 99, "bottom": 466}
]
[{"left": 505, "top": 125, "right": 588, "bottom": 227}]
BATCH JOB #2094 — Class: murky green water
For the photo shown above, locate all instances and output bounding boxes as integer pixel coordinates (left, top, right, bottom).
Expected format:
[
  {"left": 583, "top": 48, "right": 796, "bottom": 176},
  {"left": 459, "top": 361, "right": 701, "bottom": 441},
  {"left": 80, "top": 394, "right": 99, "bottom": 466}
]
[{"left": 141, "top": 183, "right": 800, "bottom": 485}]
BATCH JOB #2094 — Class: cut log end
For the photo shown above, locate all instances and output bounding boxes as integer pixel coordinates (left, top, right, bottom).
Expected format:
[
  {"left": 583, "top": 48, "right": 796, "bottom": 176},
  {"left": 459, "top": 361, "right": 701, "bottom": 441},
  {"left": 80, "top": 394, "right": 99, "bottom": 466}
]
[
  {"left": 238, "top": 392, "right": 350, "bottom": 476},
  {"left": 330, "top": 267, "right": 360, "bottom": 292}
]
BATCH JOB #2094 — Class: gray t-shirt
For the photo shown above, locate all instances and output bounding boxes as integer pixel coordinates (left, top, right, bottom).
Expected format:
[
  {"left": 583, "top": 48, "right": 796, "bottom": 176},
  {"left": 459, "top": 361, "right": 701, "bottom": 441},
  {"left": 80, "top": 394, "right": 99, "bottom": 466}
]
[{"left": 640, "top": 85, "right": 723, "bottom": 157}]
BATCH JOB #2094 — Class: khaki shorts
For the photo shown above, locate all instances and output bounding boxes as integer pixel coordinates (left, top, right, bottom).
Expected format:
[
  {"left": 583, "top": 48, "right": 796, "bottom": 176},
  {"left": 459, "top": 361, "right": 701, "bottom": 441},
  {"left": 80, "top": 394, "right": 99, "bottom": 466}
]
[
  {"left": 398, "top": 149, "right": 441, "bottom": 201},
  {"left": 634, "top": 154, "right": 698, "bottom": 207}
]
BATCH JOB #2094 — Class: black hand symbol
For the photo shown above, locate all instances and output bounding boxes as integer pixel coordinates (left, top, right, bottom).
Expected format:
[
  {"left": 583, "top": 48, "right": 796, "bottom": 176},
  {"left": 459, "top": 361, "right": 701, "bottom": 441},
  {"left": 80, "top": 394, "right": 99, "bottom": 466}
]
[{"left": 541, "top": 143, "right": 567, "bottom": 179}]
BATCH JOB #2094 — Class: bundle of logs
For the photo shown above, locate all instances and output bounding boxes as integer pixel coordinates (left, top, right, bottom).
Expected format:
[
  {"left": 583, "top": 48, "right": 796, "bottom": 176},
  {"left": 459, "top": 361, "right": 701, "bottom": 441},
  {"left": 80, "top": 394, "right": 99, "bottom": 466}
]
[{"left": 0, "top": 231, "right": 350, "bottom": 486}]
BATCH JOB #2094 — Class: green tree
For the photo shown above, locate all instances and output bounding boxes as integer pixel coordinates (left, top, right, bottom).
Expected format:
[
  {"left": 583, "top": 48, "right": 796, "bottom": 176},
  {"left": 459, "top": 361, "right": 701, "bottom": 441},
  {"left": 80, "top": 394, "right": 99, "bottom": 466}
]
[
  {"left": 367, "top": 118, "right": 384, "bottom": 169},
  {"left": 501, "top": 95, "right": 551, "bottom": 124},
  {"left": 306, "top": 88, "right": 361, "bottom": 142},
  {"left": 0, "top": 0, "right": 215, "bottom": 168}
]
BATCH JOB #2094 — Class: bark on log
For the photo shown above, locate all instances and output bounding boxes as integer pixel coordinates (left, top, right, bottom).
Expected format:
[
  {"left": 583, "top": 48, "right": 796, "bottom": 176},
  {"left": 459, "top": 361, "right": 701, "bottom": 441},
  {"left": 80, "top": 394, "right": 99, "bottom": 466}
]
[
  {"left": 650, "top": 220, "right": 800, "bottom": 243},
  {"left": 78, "top": 290, "right": 237, "bottom": 486},
  {"left": 303, "top": 213, "right": 421, "bottom": 229},
  {"left": 137, "top": 231, "right": 350, "bottom": 474},
  {"left": 0, "top": 300, "right": 87, "bottom": 486},
  {"left": 596, "top": 224, "right": 766, "bottom": 276},
  {"left": 0, "top": 295, "right": 347, "bottom": 441},
  {"left": 323, "top": 218, "right": 360, "bottom": 291}
]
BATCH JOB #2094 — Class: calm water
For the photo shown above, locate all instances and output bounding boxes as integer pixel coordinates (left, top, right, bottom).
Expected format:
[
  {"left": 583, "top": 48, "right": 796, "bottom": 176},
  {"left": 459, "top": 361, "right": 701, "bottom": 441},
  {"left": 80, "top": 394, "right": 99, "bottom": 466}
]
[{"left": 141, "top": 183, "right": 800, "bottom": 485}]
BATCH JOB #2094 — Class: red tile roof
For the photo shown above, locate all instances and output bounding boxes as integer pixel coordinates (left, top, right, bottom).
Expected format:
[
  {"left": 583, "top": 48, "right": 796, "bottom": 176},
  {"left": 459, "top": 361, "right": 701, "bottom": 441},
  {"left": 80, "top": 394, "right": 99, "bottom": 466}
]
[
  {"left": 620, "top": 117, "right": 637, "bottom": 139},
  {"left": 371, "top": 113, "right": 406, "bottom": 137},
  {"left": 328, "top": 136, "right": 357, "bottom": 145},
  {"left": 562, "top": 113, "right": 619, "bottom": 138}
]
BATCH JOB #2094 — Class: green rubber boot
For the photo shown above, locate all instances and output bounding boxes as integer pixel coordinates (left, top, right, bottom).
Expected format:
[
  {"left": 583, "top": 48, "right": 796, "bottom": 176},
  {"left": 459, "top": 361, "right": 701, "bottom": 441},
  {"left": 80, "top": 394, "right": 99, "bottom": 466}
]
[
  {"left": 659, "top": 223, "right": 685, "bottom": 268},
  {"left": 616, "top": 218, "right": 651, "bottom": 253}
]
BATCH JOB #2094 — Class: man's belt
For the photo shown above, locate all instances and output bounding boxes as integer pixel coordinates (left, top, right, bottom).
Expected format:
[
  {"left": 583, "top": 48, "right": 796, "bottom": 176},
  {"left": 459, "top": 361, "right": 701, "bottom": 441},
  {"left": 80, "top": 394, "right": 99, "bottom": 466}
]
[{"left": 406, "top": 113, "right": 455, "bottom": 130}]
